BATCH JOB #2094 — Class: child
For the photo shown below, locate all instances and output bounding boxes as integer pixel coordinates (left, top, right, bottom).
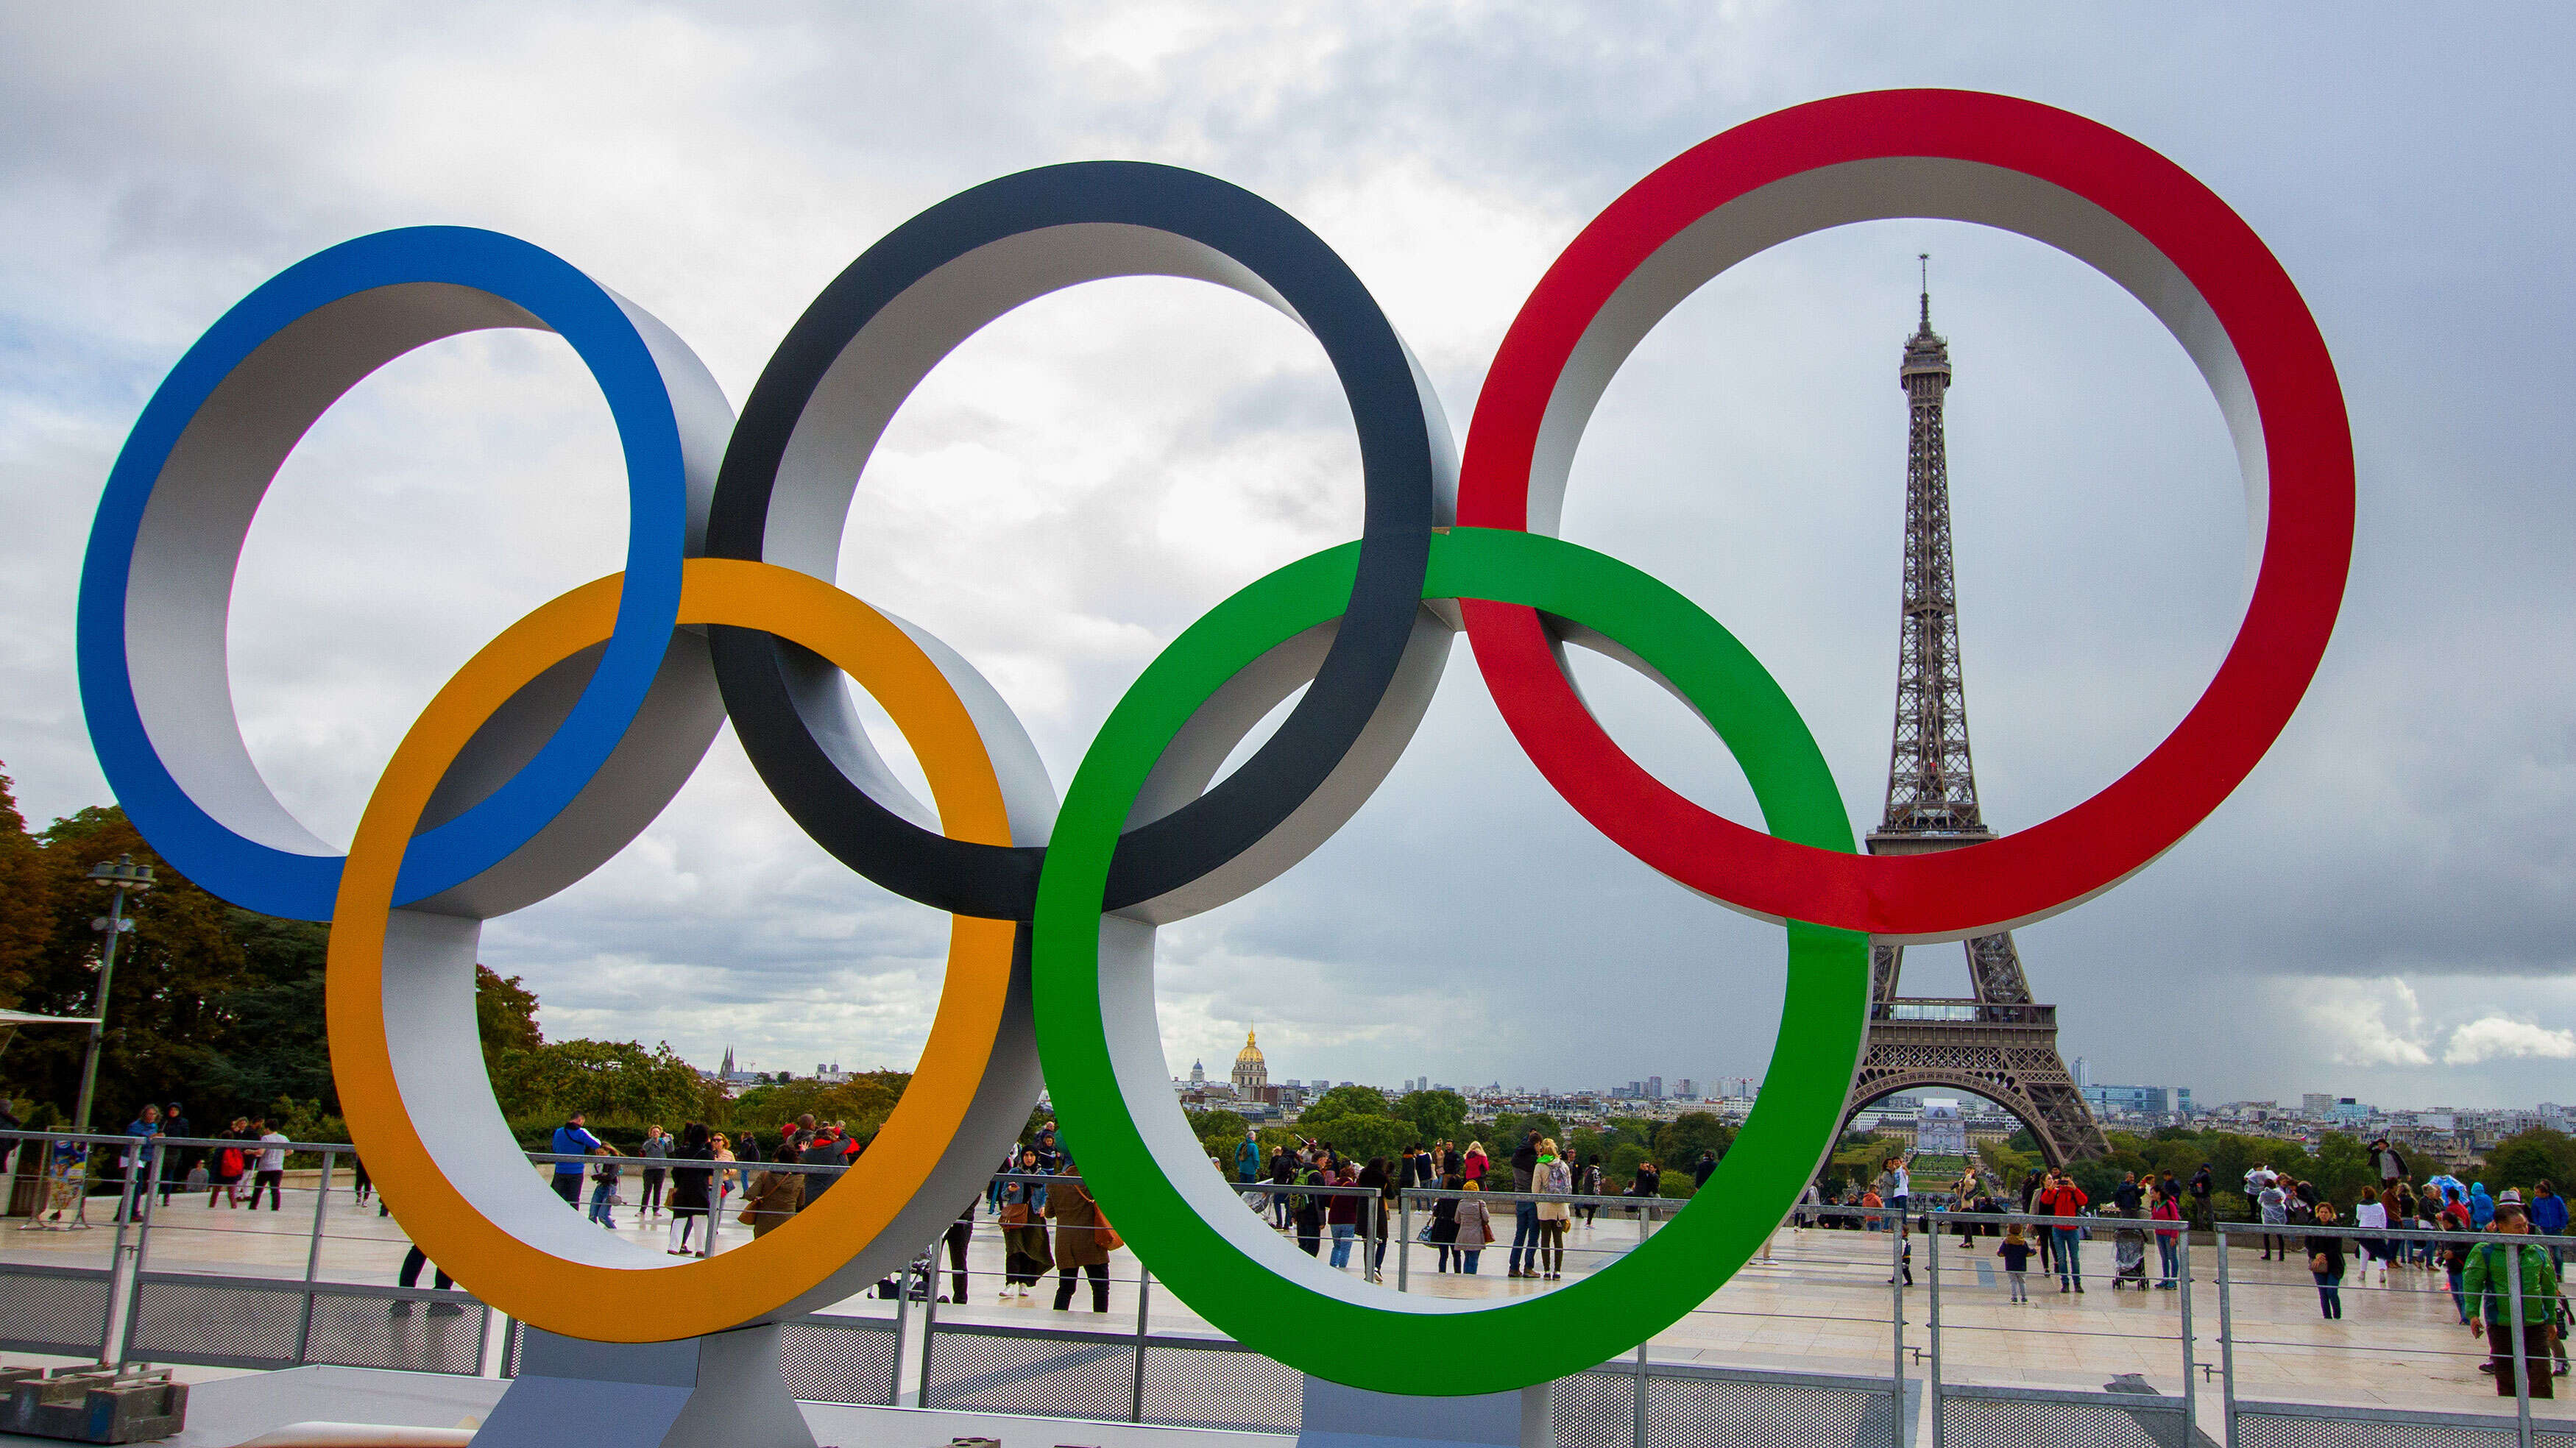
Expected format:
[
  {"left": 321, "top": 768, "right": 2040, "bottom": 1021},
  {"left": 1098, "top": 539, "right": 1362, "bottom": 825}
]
[
  {"left": 1999, "top": 1224, "right": 2034, "bottom": 1302},
  {"left": 588, "top": 1145, "right": 621, "bottom": 1228}
]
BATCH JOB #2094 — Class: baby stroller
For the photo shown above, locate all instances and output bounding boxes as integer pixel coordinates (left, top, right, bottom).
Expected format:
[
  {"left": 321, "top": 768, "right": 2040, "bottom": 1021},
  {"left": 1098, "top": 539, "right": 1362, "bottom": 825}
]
[{"left": 2110, "top": 1210, "right": 2148, "bottom": 1290}]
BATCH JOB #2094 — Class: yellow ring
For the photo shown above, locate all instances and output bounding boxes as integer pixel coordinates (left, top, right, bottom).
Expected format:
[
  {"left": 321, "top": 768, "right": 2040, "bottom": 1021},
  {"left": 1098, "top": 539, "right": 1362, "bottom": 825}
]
[{"left": 328, "top": 558, "right": 1019, "bottom": 1341}]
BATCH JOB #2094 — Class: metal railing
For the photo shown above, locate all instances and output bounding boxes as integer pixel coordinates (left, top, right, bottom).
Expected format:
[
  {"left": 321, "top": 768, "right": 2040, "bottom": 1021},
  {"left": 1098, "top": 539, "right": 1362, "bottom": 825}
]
[{"left": 8, "top": 1130, "right": 2576, "bottom": 1446}]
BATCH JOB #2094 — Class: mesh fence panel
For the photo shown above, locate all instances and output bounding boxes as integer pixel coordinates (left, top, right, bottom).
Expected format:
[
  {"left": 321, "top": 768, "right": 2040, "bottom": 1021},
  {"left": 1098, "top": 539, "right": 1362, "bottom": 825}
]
[
  {"left": 777, "top": 1316, "right": 898, "bottom": 1405},
  {"left": 127, "top": 1274, "right": 300, "bottom": 1367},
  {"left": 1137, "top": 1341, "right": 1300, "bottom": 1433},
  {"left": 1650, "top": 1371, "right": 1898, "bottom": 1448},
  {"left": 2237, "top": 1406, "right": 2576, "bottom": 1448},
  {"left": 300, "top": 1292, "right": 486, "bottom": 1375},
  {"left": 0, "top": 1266, "right": 109, "bottom": 1356},
  {"left": 1550, "top": 1368, "right": 1641, "bottom": 1448},
  {"left": 1941, "top": 1391, "right": 2187, "bottom": 1448},
  {"left": 925, "top": 1325, "right": 1138, "bottom": 1422}
]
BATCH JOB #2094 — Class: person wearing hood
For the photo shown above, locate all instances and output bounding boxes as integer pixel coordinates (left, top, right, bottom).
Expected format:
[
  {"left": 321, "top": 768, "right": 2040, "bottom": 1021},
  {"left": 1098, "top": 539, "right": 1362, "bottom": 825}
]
[{"left": 2471, "top": 1182, "right": 2498, "bottom": 1229}]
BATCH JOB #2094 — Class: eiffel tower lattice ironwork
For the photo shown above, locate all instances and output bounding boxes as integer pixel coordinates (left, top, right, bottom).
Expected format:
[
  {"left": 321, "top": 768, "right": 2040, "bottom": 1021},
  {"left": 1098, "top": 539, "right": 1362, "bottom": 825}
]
[{"left": 1847, "top": 261, "right": 2108, "bottom": 1167}]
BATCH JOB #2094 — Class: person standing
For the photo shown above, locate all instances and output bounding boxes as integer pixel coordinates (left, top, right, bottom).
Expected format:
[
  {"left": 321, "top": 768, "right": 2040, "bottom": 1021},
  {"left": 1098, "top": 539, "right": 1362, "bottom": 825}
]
[
  {"left": 2190, "top": 1163, "right": 2214, "bottom": 1229},
  {"left": 2353, "top": 1186, "right": 2390, "bottom": 1287},
  {"left": 252, "top": 1118, "right": 289, "bottom": 1211},
  {"left": 2531, "top": 1181, "right": 2569, "bottom": 1268},
  {"left": 1578, "top": 1155, "right": 1604, "bottom": 1229},
  {"left": 743, "top": 1141, "right": 806, "bottom": 1239},
  {"left": 208, "top": 1117, "right": 248, "bottom": 1208},
  {"left": 665, "top": 1124, "right": 713, "bottom": 1256},
  {"left": 2465, "top": 1204, "right": 2560, "bottom": 1396},
  {"left": 2037, "top": 1169, "right": 2088, "bottom": 1293},
  {"left": 1234, "top": 1129, "right": 1262, "bottom": 1187},
  {"left": 1292, "top": 1154, "right": 1329, "bottom": 1257},
  {"left": 1327, "top": 1164, "right": 1363, "bottom": 1269},
  {"left": 1998, "top": 1224, "right": 2034, "bottom": 1303},
  {"left": 1451, "top": 1180, "right": 1491, "bottom": 1275},
  {"left": 797, "top": 1122, "right": 846, "bottom": 1208},
  {"left": 1507, "top": 1132, "right": 1543, "bottom": 1279},
  {"left": 637, "top": 1126, "right": 670, "bottom": 1217},
  {"left": 158, "top": 1103, "right": 192, "bottom": 1205},
  {"left": 2151, "top": 1187, "right": 2184, "bottom": 1290},
  {"left": 550, "top": 1112, "right": 604, "bottom": 1205},
  {"left": 1047, "top": 1160, "right": 1114, "bottom": 1313},
  {"left": 2305, "top": 1201, "right": 2348, "bottom": 1319},
  {"left": 710, "top": 1132, "right": 739, "bottom": 1227},
  {"left": 2258, "top": 1175, "right": 2291, "bottom": 1260},
  {"left": 1535, "top": 1140, "right": 1573, "bottom": 1280},
  {"left": 1461, "top": 1140, "right": 1487, "bottom": 1185},
  {"left": 997, "top": 1150, "right": 1052, "bottom": 1296},
  {"left": 2368, "top": 1138, "right": 2407, "bottom": 1196},
  {"left": 1428, "top": 1175, "right": 1463, "bottom": 1272},
  {"left": 118, "top": 1104, "right": 160, "bottom": 1223},
  {"left": 2020, "top": 1167, "right": 2053, "bottom": 1276},
  {"left": 1693, "top": 1150, "right": 1718, "bottom": 1190},
  {"left": 587, "top": 1146, "right": 623, "bottom": 1227},
  {"left": 1269, "top": 1146, "right": 1297, "bottom": 1229}
]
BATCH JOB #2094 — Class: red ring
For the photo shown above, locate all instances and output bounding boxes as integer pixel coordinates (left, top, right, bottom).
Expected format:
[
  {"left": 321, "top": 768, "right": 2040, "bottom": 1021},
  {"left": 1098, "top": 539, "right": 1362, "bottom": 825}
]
[{"left": 1458, "top": 90, "right": 2352, "bottom": 941}]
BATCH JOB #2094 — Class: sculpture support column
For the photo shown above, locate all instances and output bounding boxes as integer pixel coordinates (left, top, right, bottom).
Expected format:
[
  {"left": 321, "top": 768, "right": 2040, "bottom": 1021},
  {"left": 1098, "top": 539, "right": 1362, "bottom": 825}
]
[{"left": 476, "top": 1324, "right": 813, "bottom": 1448}]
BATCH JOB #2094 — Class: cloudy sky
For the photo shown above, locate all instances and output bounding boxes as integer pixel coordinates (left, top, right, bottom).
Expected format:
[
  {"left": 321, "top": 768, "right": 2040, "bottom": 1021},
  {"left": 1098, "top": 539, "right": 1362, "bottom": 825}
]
[{"left": 3, "top": 6, "right": 2569, "bottom": 1112}]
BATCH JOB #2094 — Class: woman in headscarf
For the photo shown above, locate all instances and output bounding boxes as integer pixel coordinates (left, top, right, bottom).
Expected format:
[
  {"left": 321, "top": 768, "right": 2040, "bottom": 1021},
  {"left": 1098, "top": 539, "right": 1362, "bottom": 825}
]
[{"left": 996, "top": 1147, "right": 1052, "bottom": 1298}]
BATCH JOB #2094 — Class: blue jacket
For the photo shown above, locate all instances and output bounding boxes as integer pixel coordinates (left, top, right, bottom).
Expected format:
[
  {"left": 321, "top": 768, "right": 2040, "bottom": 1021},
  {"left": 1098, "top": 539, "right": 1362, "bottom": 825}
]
[
  {"left": 2533, "top": 1193, "right": 2570, "bottom": 1238},
  {"left": 551, "top": 1123, "right": 603, "bottom": 1176},
  {"left": 2470, "top": 1185, "right": 2497, "bottom": 1228}
]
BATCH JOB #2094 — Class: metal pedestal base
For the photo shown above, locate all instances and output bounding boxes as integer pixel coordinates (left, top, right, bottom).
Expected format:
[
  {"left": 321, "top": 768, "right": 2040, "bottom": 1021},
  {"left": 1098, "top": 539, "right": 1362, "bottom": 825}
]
[
  {"left": 1298, "top": 1377, "right": 1552, "bottom": 1448},
  {"left": 478, "top": 1324, "right": 814, "bottom": 1448}
]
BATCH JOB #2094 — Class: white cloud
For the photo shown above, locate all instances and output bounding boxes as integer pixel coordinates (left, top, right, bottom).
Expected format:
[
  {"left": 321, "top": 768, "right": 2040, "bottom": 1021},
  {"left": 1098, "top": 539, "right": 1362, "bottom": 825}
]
[
  {"left": 2304, "top": 979, "right": 2433, "bottom": 1068},
  {"left": 2444, "top": 1018, "right": 2576, "bottom": 1068}
]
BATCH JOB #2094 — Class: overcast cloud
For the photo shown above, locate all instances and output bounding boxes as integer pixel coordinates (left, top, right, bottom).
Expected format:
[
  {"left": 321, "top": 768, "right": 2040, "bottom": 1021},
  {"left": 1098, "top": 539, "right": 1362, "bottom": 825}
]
[{"left": 2, "top": 5, "right": 2570, "bottom": 1110}]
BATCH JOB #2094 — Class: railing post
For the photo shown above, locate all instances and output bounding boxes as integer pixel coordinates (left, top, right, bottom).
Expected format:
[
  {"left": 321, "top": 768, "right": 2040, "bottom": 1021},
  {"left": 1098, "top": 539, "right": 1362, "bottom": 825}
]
[
  {"left": 2179, "top": 1227, "right": 2195, "bottom": 1447},
  {"left": 1130, "top": 1263, "right": 1150, "bottom": 1423},
  {"left": 2507, "top": 1240, "right": 2532, "bottom": 1448},
  {"left": 889, "top": 1254, "right": 914, "bottom": 1407},
  {"left": 292, "top": 1147, "right": 335, "bottom": 1365},
  {"left": 2215, "top": 1224, "right": 2237, "bottom": 1448},
  {"left": 1398, "top": 1189, "right": 1411, "bottom": 1291},
  {"left": 1631, "top": 1338, "right": 1648, "bottom": 1448},
  {"left": 1892, "top": 1217, "right": 1908, "bottom": 1448},
  {"left": 99, "top": 1137, "right": 142, "bottom": 1365},
  {"left": 916, "top": 1244, "right": 939, "bottom": 1410},
  {"left": 1926, "top": 1210, "right": 1942, "bottom": 1448}
]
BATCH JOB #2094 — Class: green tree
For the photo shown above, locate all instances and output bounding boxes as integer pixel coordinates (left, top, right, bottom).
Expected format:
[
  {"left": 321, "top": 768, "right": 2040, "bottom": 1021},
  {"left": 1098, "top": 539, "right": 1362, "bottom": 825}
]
[
  {"left": 1, "top": 806, "right": 253, "bottom": 1124},
  {"left": 1301, "top": 1085, "right": 1391, "bottom": 1126},
  {"left": 1655, "top": 1112, "right": 1735, "bottom": 1168},
  {"left": 495, "top": 1038, "right": 723, "bottom": 1133},
  {"left": 1393, "top": 1088, "right": 1467, "bottom": 1146},
  {"left": 2485, "top": 1129, "right": 2576, "bottom": 1195},
  {"left": 1188, "top": 1107, "right": 1253, "bottom": 1166},
  {"left": 1307, "top": 1112, "right": 1417, "bottom": 1165},
  {"left": 0, "top": 766, "right": 52, "bottom": 1008},
  {"left": 475, "top": 965, "right": 542, "bottom": 1078},
  {"left": 726, "top": 1072, "right": 909, "bottom": 1145},
  {"left": 199, "top": 909, "right": 333, "bottom": 1112}
]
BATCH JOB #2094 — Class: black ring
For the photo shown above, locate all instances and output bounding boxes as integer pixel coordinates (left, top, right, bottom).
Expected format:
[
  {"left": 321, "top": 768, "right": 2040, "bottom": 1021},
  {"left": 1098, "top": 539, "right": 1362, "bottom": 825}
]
[{"left": 709, "top": 161, "right": 1443, "bottom": 920}]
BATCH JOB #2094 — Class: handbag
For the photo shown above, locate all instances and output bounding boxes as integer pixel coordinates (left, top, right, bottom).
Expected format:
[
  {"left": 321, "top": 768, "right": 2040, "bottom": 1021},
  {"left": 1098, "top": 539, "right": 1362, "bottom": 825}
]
[
  {"left": 737, "top": 1202, "right": 759, "bottom": 1226},
  {"left": 1000, "top": 1199, "right": 1030, "bottom": 1226},
  {"left": 2309, "top": 1252, "right": 2329, "bottom": 1274}
]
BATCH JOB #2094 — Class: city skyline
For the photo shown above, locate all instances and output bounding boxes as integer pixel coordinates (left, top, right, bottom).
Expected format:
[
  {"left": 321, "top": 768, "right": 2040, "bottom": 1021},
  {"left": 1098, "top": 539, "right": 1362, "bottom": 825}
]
[{"left": 0, "top": 12, "right": 2568, "bottom": 1113}]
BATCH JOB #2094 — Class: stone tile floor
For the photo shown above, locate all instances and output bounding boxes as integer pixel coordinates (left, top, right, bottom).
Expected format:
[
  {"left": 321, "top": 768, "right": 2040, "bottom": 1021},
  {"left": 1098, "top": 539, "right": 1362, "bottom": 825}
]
[{"left": 10, "top": 1187, "right": 2568, "bottom": 1426}]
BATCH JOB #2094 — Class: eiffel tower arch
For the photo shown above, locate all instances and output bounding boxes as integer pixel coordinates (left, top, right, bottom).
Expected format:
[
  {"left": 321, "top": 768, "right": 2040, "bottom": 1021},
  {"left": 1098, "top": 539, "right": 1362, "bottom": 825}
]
[{"left": 1842, "top": 264, "right": 2107, "bottom": 1169}]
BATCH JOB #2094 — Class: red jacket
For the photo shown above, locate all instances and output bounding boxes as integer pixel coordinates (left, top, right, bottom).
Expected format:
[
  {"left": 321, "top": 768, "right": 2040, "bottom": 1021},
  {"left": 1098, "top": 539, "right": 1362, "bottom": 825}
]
[
  {"left": 2037, "top": 1182, "right": 2088, "bottom": 1217},
  {"left": 2151, "top": 1197, "right": 2182, "bottom": 1239}
]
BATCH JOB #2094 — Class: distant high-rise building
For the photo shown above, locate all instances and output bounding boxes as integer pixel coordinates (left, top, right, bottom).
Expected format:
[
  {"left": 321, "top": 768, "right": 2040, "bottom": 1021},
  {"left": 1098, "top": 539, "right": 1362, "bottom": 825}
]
[
  {"left": 2301, "top": 1093, "right": 2336, "bottom": 1117},
  {"left": 1646, "top": 1076, "right": 1664, "bottom": 1101},
  {"left": 1675, "top": 1079, "right": 1697, "bottom": 1099},
  {"left": 2072, "top": 1057, "right": 2090, "bottom": 1090}
]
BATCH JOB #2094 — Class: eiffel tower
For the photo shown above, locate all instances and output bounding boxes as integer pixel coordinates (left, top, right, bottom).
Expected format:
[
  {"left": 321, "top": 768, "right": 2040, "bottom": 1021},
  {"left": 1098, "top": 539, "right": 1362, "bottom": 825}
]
[{"left": 1845, "top": 260, "right": 2107, "bottom": 1167}]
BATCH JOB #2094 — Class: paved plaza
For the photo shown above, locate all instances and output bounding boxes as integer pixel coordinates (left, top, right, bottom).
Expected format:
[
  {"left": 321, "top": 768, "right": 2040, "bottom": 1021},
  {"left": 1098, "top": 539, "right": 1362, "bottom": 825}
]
[{"left": 10, "top": 1176, "right": 2569, "bottom": 1430}]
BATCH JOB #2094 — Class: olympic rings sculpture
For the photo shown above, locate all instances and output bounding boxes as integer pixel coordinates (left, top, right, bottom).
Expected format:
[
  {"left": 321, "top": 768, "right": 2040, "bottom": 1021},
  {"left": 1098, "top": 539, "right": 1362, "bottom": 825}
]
[{"left": 77, "top": 90, "right": 2349, "bottom": 1396}]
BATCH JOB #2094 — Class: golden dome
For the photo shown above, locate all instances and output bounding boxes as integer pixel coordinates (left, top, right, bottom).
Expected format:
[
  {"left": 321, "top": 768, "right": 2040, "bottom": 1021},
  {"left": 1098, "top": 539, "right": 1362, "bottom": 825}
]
[{"left": 1235, "top": 1029, "right": 1264, "bottom": 1064}]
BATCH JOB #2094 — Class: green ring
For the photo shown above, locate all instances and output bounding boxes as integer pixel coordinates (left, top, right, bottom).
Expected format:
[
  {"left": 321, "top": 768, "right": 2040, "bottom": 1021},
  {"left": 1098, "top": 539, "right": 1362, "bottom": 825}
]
[{"left": 1033, "top": 527, "right": 1867, "bottom": 1395}]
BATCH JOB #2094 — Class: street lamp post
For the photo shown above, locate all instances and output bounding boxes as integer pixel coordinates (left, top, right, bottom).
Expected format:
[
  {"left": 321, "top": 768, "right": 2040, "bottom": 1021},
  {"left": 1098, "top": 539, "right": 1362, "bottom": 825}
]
[{"left": 71, "top": 853, "right": 155, "bottom": 1135}]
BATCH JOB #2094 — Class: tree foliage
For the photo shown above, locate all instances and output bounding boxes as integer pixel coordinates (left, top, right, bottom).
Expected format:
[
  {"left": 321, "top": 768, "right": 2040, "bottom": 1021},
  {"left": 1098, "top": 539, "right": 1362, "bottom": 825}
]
[
  {"left": 2485, "top": 1129, "right": 2576, "bottom": 1193},
  {"left": 1307, "top": 1112, "right": 1418, "bottom": 1165},
  {"left": 1392, "top": 1088, "right": 1467, "bottom": 1145},
  {"left": 0, "top": 767, "right": 52, "bottom": 1005},
  {"left": 1300, "top": 1085, "right": 1391, "bottom": 1126}
]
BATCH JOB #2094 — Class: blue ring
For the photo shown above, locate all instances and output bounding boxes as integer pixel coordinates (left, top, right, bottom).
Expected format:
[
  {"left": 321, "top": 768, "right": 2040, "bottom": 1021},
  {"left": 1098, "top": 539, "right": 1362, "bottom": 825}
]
[{"left": 78, "top": 227, "right": 694, "bottom": 919}]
